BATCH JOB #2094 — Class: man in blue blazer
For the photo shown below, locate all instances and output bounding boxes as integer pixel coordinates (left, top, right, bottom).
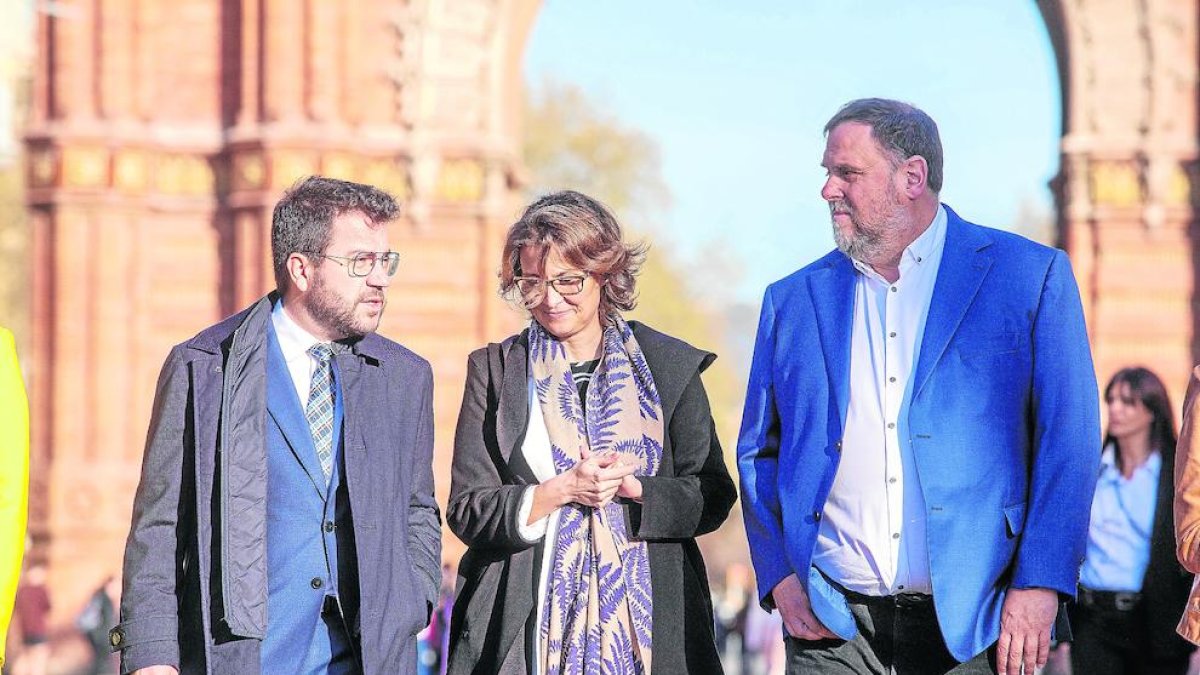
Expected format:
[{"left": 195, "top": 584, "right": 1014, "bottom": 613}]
[
  {"left": 737, "top": 99, "right": 1100, "bottom": 675},
  {"left": 113, "top": 176, "right": 441, "bottom": 674}
]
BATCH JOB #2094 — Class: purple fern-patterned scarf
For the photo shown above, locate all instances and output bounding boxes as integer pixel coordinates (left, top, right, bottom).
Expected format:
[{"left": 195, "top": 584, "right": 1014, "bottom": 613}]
[{"left": 529, "top": 316, "right": 663, "bottom": 675}]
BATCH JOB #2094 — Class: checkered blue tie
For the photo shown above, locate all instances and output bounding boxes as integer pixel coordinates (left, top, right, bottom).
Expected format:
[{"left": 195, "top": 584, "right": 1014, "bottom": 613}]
[{"left": 305, "top": 343, "right": 335, "bottom": 483}]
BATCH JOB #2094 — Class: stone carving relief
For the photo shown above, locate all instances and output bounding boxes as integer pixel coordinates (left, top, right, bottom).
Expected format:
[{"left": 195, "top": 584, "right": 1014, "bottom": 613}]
[{"left": 388, "top": 0, "right": 429, "bottom": 130}]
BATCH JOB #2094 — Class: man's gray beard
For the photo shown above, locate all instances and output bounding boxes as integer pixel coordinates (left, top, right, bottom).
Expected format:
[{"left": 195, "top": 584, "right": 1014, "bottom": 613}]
[{"left": 831, "top": 221, "right": 882, "bottom": 262}]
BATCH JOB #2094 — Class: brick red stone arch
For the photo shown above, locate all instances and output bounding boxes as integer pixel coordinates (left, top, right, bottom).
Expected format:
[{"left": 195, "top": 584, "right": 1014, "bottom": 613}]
[
  {"left": 23, "top": 0, "right": 540, "bottom": 633},
  {"left": 1038, "top": 0, "right": 1200, "bottom": 407}
]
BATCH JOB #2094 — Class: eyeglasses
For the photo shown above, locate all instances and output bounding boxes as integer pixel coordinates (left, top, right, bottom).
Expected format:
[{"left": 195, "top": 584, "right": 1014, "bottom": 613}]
[
  {"left": 303, "top": 251, "right": 400, "bottom": 277},
  {"left": 513, "top": 274, "right": 588, "bottom": 306}
]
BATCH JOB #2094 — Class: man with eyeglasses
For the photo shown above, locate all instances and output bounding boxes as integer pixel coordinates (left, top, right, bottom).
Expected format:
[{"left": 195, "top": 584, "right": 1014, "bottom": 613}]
[{"left": 113, "top": 176, "right": 441, "bottom": 675}]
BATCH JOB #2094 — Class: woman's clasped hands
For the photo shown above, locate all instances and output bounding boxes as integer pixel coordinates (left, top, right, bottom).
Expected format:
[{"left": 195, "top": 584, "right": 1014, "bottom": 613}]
[{"left": 552, "top": 450, "right": 642, "bottom": 508}]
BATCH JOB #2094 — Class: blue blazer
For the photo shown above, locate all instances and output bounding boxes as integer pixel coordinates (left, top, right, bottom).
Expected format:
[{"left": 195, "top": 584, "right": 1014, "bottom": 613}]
[
  {"left": 737, "top": 206, "right": 1101, "bottom": 661},
  {"left": 262, "top": 325, "right": 356, "bottom": 674}
]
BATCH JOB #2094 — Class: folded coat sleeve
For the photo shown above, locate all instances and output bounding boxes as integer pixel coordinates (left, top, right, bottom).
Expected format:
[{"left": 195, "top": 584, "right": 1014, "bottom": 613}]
[
  {"left": 1176, "top": 366, "right": 1200, "bottom": 573},
  {"left": 0, "top": 328, "right": 28, "bottom": 669},
  {"left": 1010, "top": 250, "right": 1101, "bottom": 596},
  {"left": 115, "top": 346, "right": 190, "bottom": 672},
  {"left": 447, "top": 351, "right": 535, "bottom": 550},
  {"left": 736, "top": 286, "right": 793, "bottom": 608},
  {"left": 629, "top": 370, "right": 736, "bottom": 541},
  {"left": 406, "top": 361, "right": 443, "bottom": 620}
]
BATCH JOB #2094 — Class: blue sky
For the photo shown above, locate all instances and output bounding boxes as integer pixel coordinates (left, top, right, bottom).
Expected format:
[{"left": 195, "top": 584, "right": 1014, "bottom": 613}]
[{"left": 523, "top": 1, "right": 1061, "bottom": 302}]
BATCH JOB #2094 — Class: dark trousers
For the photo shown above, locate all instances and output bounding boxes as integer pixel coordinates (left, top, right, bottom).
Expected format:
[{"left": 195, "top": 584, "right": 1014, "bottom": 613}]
[
  {"left": 784, "top": 591, "right": 995, "bottom": 675},
  {"left": 1068, "top": 601, "right": 1189, "bottom": 675}
]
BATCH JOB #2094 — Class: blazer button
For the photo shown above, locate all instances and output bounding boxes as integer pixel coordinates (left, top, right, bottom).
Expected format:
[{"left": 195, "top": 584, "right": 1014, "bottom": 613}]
[
  {"left": 834, "top": 440, "right": 843, "bottom": 451},
  {"left": 311, "top": 577, "right": 324, "bottom": 589},
  {"left": 813, "top": 511, "right": 822, "bottom": 522}
]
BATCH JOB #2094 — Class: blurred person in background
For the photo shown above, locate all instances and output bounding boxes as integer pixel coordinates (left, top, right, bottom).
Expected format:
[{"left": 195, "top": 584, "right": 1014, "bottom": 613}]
[
  {"left": 742, "top": 602, "right": 785, "bottom": 675},
  {"left": 1068, "top": 367, "right": 1194, "bottom": 674},
  {"left": 0, "top": 325, "right": 29, "bottom": 670},
  {"left": 446, "top": 190, "right": 737, "bottom": 674},
  {"left": 77, "top": 575, "right": 120, "bottom": 675},
  {"left": 12, "top": 563, "right": 50, "bottom": 675},
  {"left": 713, "top": 562, "right": 754, "bottom": 674}
]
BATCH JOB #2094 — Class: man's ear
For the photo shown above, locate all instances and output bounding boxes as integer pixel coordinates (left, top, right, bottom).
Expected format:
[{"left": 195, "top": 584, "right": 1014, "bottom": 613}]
[
  {"left": 900, "top": 155, "right": 929, "bottom": 199},
  {"left": 287, "top": 253, "right": 313, "bottom": 293}
]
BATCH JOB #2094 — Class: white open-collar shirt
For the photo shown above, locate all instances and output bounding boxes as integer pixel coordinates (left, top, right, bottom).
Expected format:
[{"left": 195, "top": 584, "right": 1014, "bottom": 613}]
[{"left": 812, "top": 204, "right": 948, "bottom": 596}]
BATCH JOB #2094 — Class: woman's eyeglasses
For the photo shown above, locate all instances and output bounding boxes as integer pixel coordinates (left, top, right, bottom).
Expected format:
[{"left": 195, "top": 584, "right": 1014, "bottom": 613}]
[{"left": 513, "top": 274, "right": 588, "bottom": 307}]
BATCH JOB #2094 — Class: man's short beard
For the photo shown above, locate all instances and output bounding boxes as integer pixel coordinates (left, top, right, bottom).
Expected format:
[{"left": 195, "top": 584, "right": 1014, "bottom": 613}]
[{"left": 309, "top": 273, "right": 383, "bottom": 340}]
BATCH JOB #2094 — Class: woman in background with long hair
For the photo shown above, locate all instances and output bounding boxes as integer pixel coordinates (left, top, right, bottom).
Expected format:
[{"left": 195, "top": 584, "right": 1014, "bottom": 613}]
[{"left": 1070, "top": 367, "right": 1194, "bottom": 674}]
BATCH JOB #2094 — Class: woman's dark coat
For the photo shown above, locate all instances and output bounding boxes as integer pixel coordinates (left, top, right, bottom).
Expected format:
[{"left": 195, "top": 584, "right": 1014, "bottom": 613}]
[{"left": 446, "top": 322, "right": 738, "bottom": 674}]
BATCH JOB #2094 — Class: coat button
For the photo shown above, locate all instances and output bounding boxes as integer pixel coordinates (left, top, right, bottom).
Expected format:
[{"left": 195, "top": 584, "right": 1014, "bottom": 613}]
[
  {"left": 324, "top": 521, "right": 335, "bottom": 533},
  {"left": 311, "top": 577, "right": 323, "bottom": 589},
  {"left": 109, "top": 627, "right": 124, "bottom": 647}
]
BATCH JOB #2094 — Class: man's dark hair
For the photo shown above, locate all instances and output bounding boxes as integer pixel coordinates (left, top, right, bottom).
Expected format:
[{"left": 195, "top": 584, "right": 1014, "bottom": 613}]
[
  {"left": 824, "top": 98, "right": 944, "bottom": 193},
  {"left": 271, "top": 175, "right": 400, "bottom": 290}
]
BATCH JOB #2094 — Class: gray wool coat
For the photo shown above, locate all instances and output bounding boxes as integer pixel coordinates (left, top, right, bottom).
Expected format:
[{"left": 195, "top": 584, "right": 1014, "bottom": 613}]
[
  {"left": 113, "top": 294, "right": 442, "bottom": 674},
  {"left": 446, "top": 321, "right": 737, "bottom": 674}
]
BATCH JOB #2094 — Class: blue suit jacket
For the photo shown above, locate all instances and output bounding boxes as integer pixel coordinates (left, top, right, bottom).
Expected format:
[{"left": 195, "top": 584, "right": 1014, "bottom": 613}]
[
  {"left": 737, "top": 206, "right": 1101, "bottom": 661},
  {"left": 262, "top": 325, "right": 356, "bottom": 674}
]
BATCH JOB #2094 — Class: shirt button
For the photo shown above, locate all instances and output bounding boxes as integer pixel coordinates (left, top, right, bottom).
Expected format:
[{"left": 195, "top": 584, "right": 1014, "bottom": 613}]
[
  {"left": 892, "top": 533, "right": 900, "bottom": 540},
  {"left": 889, "top": 332, "right": 897, "bottom": 338},
  {"left": 888, "top": 477, "right": 897, "bottom": 484},
  {"left": 888, "top": 376, "right": 896, "bottom": 383},
  {"left": 890, "top": 286, "right": 898, "bottom": 293},
  {"left": 324, "top": 521, "right": 335, "bottom": 533},
  {"left": 311, "top": 578, "right": 323, "bottom": 589},
  {"left": 898, "top": 584, "right": 906, "bottom": 590},
  {"left": 887, "top": 422, "right": 895, "bottom": 429}
]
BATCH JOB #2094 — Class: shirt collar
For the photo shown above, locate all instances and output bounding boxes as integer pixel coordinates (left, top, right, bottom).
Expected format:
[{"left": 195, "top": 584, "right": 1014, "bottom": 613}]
[
  {"left": 270, "top": 298, "right": 327, "bottom": 363},
  {"left": 1099, "top": 443, "right": 1162, "bottom": 481},
  {"left": 904, "top": 203, "right": 947, "bottom": 266}
]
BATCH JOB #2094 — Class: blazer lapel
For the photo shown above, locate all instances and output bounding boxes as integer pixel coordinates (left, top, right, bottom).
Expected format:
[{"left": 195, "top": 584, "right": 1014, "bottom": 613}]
[
  {"left": 495, "top": 333, "right": 540, "bottom": 483},
  {"left": 911, "top": 208, "right": 994, "bottom": 399},
  {"left": 496, "top": 334, "right": 530, "bottom": 464},
  {"left": 266, "top": 325, "right": 325, "bottom": 497},
  {"left": 808, "top": 254, "right": 857, "bottom": 432}
]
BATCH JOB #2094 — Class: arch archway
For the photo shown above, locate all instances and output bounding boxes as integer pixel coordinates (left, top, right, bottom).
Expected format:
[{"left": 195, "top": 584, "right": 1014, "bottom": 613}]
[{"left": 18, "top": 0, "right": 1200, "bottom": 642}]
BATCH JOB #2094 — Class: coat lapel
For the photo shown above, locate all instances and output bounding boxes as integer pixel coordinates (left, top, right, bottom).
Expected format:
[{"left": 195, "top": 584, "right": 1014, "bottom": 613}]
[
  {"left": 266, "top": 324, "right": 326, "bottom": 497},
  {"left": 911, "top": 208, "right": 994, "bottom": 399},
  {"left": 496, "top": 333, "right": 531, "bottom": 467},
  {"left": 808, "top": 254, "right": 857, "bottom": 431}
]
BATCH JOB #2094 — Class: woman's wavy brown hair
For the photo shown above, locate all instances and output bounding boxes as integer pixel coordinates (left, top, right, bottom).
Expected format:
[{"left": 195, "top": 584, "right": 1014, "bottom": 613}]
[{"left": 499, "top": 190, "right": 646, "bottom": 321}]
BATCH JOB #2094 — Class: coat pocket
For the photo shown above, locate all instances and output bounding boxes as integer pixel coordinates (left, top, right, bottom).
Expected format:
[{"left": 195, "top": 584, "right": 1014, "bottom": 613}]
[{"left": 1003, "top": 502, "right": 1027, "bottom": 538}]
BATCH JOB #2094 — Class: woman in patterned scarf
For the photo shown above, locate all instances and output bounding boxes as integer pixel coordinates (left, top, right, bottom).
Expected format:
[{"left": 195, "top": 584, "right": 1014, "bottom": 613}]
[{"left": 446, "top": 190, "right": 737, "bottom": 674}]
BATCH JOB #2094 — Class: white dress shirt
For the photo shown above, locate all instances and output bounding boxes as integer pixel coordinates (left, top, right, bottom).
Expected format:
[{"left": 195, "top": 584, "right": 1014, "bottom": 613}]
[
  {"left": 270, "top": 299, "right": 330, "bottom": 406},
  {"left": 812, "top": 205, "right": 948, "bottom": 596}
]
